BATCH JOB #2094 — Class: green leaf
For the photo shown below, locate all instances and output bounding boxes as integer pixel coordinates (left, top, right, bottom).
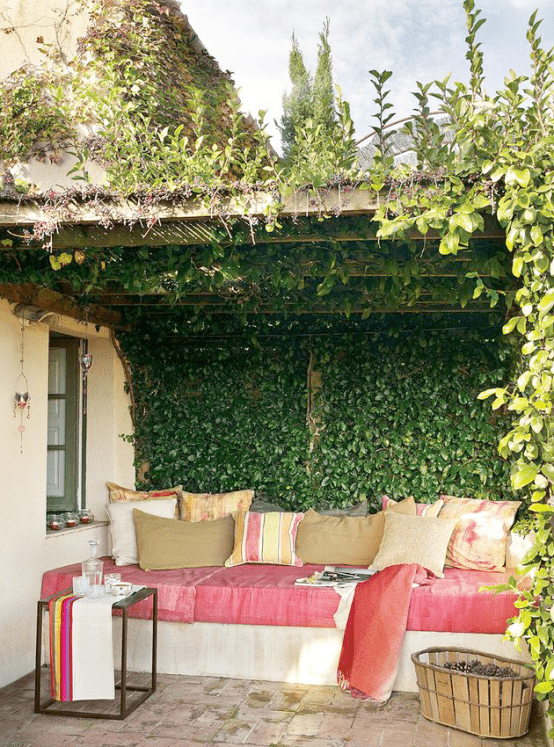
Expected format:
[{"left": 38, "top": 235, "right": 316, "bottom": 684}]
[{"left": 512, "top": 464, "right": 539, "bottom": 489}]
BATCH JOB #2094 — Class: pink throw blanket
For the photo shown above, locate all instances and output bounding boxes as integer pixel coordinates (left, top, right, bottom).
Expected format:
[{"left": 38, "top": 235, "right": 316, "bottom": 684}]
[{"left": 338, "top": 564, "right": 434, "bottom": 702}]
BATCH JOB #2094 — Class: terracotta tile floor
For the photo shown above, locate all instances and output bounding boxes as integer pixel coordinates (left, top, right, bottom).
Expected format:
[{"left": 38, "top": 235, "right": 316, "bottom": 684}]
[{"left": 0, "top": 671, "right": 548, "bottom": 747}]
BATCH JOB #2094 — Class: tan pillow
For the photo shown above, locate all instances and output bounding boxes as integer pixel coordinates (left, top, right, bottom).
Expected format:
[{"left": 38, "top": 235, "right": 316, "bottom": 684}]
[
  {"left": 370, "top": 513, "right": 456, "bottom": 578},
  {"left": 367, "top": 495, "right": 418, "bottom": 560},
  {"left": 296, "top": 509, "right": 382, "bottom": 565},
  {"left": 296, "top": 496, "right": 416, "bottom": 566},
  {"left": 180, "top": 489, "right": 254, "bottom": 522},
  {"left": 133, "top": 509, "right": 235, "bottom": 570}
]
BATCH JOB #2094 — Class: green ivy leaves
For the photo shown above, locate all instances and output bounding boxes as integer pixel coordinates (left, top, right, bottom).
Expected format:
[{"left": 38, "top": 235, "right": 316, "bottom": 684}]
[{"left": 121, "top": 326, "right": 513, "bottom": 512}]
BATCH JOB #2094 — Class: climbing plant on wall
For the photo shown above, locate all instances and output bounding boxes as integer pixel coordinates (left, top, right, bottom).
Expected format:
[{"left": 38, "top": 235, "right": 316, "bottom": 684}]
[{"left": 118, "top": 313, "right": 515, "bottom": 512}]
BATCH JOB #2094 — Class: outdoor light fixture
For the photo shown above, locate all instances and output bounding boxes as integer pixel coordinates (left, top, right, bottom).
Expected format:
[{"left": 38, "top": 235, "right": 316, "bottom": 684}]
[{"left": 13, "top": 303, "right": 57, "bottom": 324}]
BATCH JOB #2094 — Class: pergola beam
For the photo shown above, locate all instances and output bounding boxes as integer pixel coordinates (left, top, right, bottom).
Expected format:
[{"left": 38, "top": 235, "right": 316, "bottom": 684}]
[
  {"left": 0, "top": 283, "right": 122, "bottom": 328},
  {"left": 0, "top": 188, "right": 505, "bottom": 249}
]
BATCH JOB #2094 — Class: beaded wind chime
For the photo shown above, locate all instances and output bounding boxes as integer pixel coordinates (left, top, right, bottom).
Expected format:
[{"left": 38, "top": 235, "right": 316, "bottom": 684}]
[
  {"left": 13, "top": 317, "right": 30, "bottom": 453},
  {"left": 79, "top": 309, "right": 93, "bottom": 413}
]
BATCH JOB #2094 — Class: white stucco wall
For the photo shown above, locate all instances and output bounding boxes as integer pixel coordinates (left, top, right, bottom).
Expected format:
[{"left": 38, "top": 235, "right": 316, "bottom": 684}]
[
  {"left": 0, "top": 297, "right": 135, "bottom": 687},
  {"left": 0, "top": 0, "right": 107, "bottom": 190},
  {"left": 0, "top": 0, "right": 88, "bottom": 79}
]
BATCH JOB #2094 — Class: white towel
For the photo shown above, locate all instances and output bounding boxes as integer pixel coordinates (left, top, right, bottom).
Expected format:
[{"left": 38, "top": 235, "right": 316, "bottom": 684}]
[{"left": 70, "top": 585, "right": 144, "bottom": 701}]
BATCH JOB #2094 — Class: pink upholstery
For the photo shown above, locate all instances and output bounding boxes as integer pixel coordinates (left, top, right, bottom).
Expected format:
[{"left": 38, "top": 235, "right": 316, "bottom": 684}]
[
  {"left": 40, "top": 559, "right": 221, "bottom": 623},
  {"left": 194, "top": 564, "right": 339, "bottom": 627},
  {"left": 41, "top": 561, "right": 518, "bottom": 634},
  {"left": 405, "top": 567, "right": 518, "bottom": 634}
]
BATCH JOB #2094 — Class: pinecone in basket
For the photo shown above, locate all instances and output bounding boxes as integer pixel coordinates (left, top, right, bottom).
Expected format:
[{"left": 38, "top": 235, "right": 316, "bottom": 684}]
[{"left": 443, "top": 659, "right": 516, "bottom": 678}]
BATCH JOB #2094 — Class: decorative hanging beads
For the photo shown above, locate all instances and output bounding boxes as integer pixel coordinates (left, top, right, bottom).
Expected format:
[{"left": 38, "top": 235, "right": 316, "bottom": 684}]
[
  {"left": 79, "top": 308, "right": 93, "bottom": 415},
  {"left": 14, "top": 318, "right": 31, "bottom": 453}
]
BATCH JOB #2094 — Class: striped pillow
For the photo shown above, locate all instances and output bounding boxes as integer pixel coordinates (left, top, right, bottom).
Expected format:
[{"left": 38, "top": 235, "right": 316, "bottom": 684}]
[{"left": 225, "top": 511, "right": 304, "bottom": 567}]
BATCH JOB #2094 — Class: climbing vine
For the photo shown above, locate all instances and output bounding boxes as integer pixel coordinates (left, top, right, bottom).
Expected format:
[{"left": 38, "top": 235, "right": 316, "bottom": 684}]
[{"left": 118, "top": 315, "right": 514, "bottom": 513}]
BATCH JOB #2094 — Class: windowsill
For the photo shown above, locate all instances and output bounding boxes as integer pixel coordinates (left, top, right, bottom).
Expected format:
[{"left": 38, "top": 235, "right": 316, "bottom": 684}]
[{"left": 46, "top": 520, "right": 108, "bottom": 538}]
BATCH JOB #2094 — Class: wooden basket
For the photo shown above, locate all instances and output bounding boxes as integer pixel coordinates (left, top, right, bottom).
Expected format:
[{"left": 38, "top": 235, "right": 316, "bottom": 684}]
[{"left": 411, "top": 647, "right": 535, "bottom": 739}]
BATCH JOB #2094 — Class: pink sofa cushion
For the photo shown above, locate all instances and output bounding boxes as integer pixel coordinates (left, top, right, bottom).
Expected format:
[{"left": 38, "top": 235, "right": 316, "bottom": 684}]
[{"left": 41, "top": 560, "right": 518, "bottom": 634}]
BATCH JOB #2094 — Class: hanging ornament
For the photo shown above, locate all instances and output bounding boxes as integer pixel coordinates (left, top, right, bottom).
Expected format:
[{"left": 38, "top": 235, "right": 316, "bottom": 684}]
[
  {"left": 13, "top": 317, "right": 31, "bottom": 453},
  {"left": 79, "top": 308, "right": 93, "bottom": 415},
  {"left": 80, "top": 351, "right": 93, "bottom": 376}
]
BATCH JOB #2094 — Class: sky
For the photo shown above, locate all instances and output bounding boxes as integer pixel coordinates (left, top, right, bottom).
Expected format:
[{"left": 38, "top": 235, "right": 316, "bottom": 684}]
[{"left": 181, "top": 0, "right": 554, "bottom": 152}]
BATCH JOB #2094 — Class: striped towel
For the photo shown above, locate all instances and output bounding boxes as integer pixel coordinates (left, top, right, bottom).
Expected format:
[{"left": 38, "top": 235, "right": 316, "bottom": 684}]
[
  {"left": 49, "top": 592, "right": 78, "bottom": 701},
  {"left": 48, "top": 591, "right": 117, "bottom": 701}
]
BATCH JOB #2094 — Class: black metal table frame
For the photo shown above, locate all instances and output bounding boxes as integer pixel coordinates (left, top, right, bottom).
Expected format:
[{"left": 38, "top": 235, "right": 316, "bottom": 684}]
[{"left": 35, "top": 586, "right": 157, "bottom": 720}]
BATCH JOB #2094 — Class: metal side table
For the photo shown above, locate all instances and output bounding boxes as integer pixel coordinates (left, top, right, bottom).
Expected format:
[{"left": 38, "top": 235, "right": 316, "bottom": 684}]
[{"left": 35, "top": 586, "right": 157, "bottom": 720}]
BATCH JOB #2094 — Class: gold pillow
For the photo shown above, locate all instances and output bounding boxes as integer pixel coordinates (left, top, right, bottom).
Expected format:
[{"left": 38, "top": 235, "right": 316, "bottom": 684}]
[
  {"left": 296, "top": 497, "right": 416, "bottom": 566},
  {"left": 180, "top": 489, "right": 254, "bottom": 522},
  {"left": 296, "top": 510, "right": 383, "bottom": 565},
  {"left": 370, "top": 513, "right": 456, "bottom": 578},
  {"left": 133, "top": 509, "right": 235, "bottom": 570}
]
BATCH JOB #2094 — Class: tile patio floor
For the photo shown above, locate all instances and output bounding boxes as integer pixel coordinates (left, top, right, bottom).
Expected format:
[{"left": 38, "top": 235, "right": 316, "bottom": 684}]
[{"left": 0, "top": 671, "right": 548, "bottom": 747}]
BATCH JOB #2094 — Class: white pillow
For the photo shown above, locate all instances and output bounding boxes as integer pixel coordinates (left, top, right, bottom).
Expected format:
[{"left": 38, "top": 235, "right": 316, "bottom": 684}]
[{"left": 107, "top": 498, "right": 177, "bottom": 566}]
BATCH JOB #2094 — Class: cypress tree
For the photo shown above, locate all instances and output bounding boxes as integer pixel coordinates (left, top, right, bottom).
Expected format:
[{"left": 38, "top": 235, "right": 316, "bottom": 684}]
[
  {"left": 279, "top": 33, "right": 313, "bottom": 160},
  {"left": 313, "top": 18, "right": 335, "bottom": 133}
]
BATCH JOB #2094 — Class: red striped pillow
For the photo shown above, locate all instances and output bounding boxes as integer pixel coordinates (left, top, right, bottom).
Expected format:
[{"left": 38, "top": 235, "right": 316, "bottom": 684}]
[{"left": 225, "top": 511, "right": 304, "bottom": 567}]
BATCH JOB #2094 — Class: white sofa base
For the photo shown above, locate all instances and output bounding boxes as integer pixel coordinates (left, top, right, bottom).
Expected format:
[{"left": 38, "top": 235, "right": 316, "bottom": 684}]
[{"left": 115, "top": 620, "right": 530, "bottom": 692}]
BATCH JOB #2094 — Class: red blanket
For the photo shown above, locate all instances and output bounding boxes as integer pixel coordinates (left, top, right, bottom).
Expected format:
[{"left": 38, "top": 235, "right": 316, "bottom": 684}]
[{"left": 337, "top": 564, "right": 434, "bottom": 702}]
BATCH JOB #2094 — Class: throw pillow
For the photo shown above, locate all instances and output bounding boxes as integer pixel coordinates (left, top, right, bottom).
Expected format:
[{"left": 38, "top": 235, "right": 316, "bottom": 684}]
[
  {"left": 368, "top": 495, "right": 418, "bottom": 559},
  {"left": 438, "top": 496, "right": 521, "bottom": 571},
  {"left": 181, "top": 489, "right": 254, "bottom": 522},
  {"left": 382, "top": 495, "right": 444, "bottom": 518},
  {"left": 133, "top": 510, "right": 235, "bottom": 570},
  {"left": 107, "top": 481, "right": 182, "bottom": 502},
  {"left": 225, "top": 511, "right": 304, "bottom": 567},
  {"left": 106, "top": 497, "right": 177, "bottom": 566},
  {"left": 296, "top": 509, "right": 382, "bottom": 565},
  {"left": 370, "top": 513, "right": 456, "bottom": 578},
  {"left": 319, "top": 500, "right": 367, "bottom": 516},
  {"left": 107, "top": 481, "right": 182, "bottom": 518}
]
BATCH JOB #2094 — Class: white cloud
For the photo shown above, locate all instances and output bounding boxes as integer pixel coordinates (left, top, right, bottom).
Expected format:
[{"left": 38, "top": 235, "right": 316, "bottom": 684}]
[{"left": 182, "top": 0, "right": 554, "bottom": 150}]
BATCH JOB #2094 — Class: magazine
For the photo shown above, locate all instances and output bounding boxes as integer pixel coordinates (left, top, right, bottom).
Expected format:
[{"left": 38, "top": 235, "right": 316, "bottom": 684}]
[{"left": 295, "top": 565, "right": 376, "bottom": 587}]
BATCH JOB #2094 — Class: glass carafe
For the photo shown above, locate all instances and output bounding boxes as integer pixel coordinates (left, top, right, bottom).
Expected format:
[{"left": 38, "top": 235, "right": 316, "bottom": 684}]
[{"left": 82, "top": 540, "right": 103, "bottom": 596}]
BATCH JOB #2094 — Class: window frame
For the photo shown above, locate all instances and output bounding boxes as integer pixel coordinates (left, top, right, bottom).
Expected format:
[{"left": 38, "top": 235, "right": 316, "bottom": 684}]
[{"left": 46, "top": 335, "right": 83, "bottom": 513}]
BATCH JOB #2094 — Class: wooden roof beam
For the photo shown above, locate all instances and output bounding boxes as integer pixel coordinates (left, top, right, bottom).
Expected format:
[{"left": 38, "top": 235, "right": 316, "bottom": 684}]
[{"left": 0, "top": 283, "right": 123, "bottom": 328}]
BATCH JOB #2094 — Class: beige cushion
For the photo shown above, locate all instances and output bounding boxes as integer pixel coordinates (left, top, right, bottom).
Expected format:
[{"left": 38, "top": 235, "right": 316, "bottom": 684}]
[
  {"left": 296, "top": 510, "right": 381, "bottom": 565},
  {"left": 106, "top": 498, "right": 177, "bottom": 566},
  {"left": 370, "top": 513, "right": 456, "bottom": 578},
  {"left": 181, "top": 489, "right": 254, "bottom": 522},
  {"left": 296, "top": 496, "right": 416, "bottom": 566},
  {"left": 133, "top": 510, "right": 235, "bottom": 571}
]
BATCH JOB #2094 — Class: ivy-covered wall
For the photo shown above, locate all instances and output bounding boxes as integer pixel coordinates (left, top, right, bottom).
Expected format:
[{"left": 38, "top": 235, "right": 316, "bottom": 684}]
[{"left": 120, "top": 322, "right": 515, "bottom": 512}]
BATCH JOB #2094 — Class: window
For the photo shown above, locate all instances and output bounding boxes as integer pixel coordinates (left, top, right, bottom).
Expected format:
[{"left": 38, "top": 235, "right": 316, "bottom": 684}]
[{"left": 47, "top": 334, "right": 87, "bottom": 513}]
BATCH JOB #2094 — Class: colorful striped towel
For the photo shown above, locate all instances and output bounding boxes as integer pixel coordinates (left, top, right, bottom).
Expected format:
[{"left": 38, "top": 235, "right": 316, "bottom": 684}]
[{"left": 48, "top": 590, "right": 119, "bottom": 701}]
